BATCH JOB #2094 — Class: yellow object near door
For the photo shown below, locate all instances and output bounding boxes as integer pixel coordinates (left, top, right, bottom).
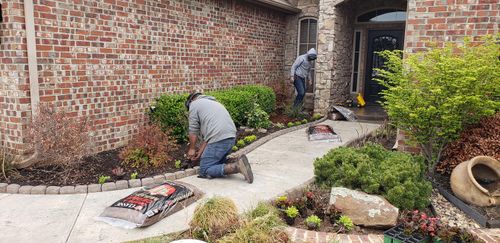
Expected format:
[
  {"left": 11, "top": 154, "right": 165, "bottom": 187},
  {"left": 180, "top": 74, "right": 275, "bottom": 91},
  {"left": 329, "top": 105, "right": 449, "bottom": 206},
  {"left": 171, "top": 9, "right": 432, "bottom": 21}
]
[{"left": 357, "top": 93, "right": 366, "bottom": 107}]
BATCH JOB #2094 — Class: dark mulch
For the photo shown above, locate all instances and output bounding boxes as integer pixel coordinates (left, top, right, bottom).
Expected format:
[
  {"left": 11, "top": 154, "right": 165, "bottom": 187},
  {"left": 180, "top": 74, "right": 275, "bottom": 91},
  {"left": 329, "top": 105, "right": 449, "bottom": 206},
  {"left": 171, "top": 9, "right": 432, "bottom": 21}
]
[
  {"left": 434, "top": 173, "right": 500, "bottom": 221},
  {"left": 2, "top": 143, "right": 191, "bottom": 187},
  {"left": 1, "top": 111, "right": 313, "bottom": 186}
]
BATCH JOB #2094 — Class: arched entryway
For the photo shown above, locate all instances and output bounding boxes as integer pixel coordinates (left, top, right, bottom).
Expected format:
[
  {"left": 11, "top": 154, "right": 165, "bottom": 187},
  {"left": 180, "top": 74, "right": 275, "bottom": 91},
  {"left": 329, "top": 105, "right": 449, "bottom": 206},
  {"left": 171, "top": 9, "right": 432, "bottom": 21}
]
[{"left": 313, "top": 0, "right": 408, "bottom": 113}]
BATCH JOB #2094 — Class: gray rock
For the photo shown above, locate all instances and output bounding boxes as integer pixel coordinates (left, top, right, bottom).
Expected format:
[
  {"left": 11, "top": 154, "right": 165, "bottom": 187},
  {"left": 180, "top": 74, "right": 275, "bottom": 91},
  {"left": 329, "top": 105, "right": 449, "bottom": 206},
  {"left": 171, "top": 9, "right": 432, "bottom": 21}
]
[
  {"left": 185, "top": 168, "right": 196, "bottom": 176},
  {"left": 258, "top": 128, "right": 268, "bottom": 133},
  {"left": 102, "top": 182, "right": 117, "bottom": 191},
  {"left": 329, "top": 187, "right": 398, "bottom": 229},
  {"left": 87, "top": 184, "right": 102, "bottom": 193},
  {"left": 115, "top": 180, "right": 129, "bottom": 190},
  {"left": 174, "top": 171, "right": 186, "bottom": 179},
  {"left": 31, "top": 185, "right": 47, "bottom": 194},
  {"left": 46, "top": 186, "right": 61, "bottom": 194},
  {"left": 153, "top": 175, "right": 166, "bottom": 184},
  {"left": 0, "top": 183, "right": 8, "bottom": 193},
  {"left": 244, "top": 128, "right": 255, "bottom": 133},
  {"left": 6, "top": 184, "right": 20, "bottom": 194},
  {"left": 74, "top": 185, "right": 88, "bottom": 194},
  {"left": 60, "top": 186, "right": 75, "bottom": 194},
  {"left": 18, "top": 186, "right": 34, "bottom": 194},
  {"left": 128, "top": 179, "right": 141, "bottom": 188},
  {"left": 164, "top": 173, "right": 175, "bottom": 181},
  {"left": 141, "top": 177, "right": 155, "bottom": 186}
]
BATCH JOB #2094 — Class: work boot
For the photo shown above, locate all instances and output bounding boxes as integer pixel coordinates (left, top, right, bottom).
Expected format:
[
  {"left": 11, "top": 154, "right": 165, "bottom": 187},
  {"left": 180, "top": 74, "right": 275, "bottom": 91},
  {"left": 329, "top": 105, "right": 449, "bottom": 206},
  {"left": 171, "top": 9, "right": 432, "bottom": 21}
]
[{"left": 223, "top": 155, "right": 254, "bottom": 184}]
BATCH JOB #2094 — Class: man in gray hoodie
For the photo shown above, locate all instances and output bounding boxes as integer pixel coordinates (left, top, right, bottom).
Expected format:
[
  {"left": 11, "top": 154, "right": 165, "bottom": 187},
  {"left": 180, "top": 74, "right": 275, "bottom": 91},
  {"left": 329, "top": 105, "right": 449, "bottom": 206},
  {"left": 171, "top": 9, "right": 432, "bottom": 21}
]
[
  {"left": 290, "top": 48, "right": 317, "bottom": 108},
  {"left": 185, "top": 92, "right": 254, "bottom": 183}
]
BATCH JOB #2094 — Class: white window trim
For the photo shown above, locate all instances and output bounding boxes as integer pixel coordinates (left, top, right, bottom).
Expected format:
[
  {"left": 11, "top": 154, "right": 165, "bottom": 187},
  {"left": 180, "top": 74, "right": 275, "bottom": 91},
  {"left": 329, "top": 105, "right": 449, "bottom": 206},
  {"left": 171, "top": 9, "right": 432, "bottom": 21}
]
[
  {"left": 355, "top": 8, "right": 407, "bottom": 24},
  {"left": 350, "top": 30, "right": 362, "bottom": 94},
  {"left": 296, "top": 17, "right": 318, "bottom": 56}
]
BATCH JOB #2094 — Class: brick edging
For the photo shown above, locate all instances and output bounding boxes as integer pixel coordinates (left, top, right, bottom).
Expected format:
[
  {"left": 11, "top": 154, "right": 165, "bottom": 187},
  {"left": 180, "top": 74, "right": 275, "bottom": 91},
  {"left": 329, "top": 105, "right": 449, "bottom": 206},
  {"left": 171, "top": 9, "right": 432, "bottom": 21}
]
[
  {"left": 286, "top": 227, "right": 384, "bottom": 243},
  {"left": 0, "top": 118, "right": 327, "bottom": 195}
]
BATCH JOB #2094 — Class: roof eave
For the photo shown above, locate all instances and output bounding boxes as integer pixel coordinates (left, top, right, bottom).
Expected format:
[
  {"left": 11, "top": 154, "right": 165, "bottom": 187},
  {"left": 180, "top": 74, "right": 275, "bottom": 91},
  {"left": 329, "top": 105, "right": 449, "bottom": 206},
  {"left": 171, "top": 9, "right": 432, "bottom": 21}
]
[{"left": 245, "top": 0, "right": 301, "bottom": 14}]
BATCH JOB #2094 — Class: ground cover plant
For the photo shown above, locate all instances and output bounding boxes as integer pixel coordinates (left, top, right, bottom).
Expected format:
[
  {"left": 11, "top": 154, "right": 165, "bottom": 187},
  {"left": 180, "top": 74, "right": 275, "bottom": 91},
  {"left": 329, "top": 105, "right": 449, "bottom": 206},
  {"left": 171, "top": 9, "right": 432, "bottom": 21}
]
[
  {"left": 375, "top": 36, "right": 499, "bottom": 177},
  {"left": 314, "top": 143, "right": 432, "bottom": 210}
]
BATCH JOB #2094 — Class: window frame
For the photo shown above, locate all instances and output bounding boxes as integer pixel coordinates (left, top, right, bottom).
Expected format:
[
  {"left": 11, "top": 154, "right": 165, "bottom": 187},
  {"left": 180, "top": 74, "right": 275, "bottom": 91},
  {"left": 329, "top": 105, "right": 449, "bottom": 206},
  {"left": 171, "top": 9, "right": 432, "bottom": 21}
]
[
  {"left": 297, "top": 17, "right": 318, "bottom": 93},
  {"left": 350, "top": 30, "right": 362, "bottom": 94},
  {"left": 356, "top": 8, "right": 407, "bottom": 24}
]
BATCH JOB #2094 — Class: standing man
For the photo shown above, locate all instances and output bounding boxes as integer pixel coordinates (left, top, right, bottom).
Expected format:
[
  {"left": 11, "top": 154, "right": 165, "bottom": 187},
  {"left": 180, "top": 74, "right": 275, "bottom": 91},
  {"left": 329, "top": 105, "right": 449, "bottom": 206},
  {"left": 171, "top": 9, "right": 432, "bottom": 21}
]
[
  {"left": 185, "top": 92, "right": 254, "bottom": 184},
  {"left": 290, "top": 48, "right": 317, "bottom": 108}
]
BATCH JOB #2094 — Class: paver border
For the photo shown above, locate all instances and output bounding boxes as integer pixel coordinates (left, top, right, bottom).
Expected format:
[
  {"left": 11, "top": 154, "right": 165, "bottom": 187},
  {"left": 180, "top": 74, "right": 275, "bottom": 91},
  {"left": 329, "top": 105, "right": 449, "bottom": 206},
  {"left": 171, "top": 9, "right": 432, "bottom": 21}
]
[{"left": 0, "top": 117, "right": 327, "bottom": 195}]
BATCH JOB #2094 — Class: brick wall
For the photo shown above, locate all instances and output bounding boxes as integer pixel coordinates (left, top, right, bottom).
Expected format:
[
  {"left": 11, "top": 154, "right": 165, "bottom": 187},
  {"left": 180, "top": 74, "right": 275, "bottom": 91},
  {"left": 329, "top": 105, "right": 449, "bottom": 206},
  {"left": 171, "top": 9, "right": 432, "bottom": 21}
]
[
  {"left": 1, "top": 0, "right": 288, "bottom": 154},
  {"left": 0, "top": 0, "right": 30, "bottom": 153},
  {"left": 405, "top": 0, "right": 499, "bottom": 53}
]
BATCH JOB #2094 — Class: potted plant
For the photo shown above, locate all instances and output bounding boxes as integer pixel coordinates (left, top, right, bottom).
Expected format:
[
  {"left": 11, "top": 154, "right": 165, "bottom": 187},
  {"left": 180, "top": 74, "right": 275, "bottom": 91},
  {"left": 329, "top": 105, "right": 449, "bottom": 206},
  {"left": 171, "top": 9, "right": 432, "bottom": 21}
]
[
  {"left": 305, "top": 215, "right": 321, "bottom": 231},
  {"left": 283, "top": 206, "right": 299, "bottom": 225},
  {"left": 336, "top": 215, "right": 354, "bottom": 233}
]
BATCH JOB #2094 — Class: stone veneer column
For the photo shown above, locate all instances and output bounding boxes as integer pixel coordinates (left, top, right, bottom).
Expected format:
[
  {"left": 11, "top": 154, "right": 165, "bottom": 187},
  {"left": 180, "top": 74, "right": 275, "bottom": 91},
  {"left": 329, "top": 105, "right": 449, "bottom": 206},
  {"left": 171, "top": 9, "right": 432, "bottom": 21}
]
[{"left": 313, "top": 0, "right": 339, "bottom": 115}]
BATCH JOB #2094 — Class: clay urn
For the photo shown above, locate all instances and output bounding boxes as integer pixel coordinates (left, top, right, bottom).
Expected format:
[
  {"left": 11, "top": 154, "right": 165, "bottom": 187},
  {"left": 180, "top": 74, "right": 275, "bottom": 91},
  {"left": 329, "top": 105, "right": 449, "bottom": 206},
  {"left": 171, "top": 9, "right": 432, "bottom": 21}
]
[{"left": 450, "top": 156, "right": 500, "bottom": 207}]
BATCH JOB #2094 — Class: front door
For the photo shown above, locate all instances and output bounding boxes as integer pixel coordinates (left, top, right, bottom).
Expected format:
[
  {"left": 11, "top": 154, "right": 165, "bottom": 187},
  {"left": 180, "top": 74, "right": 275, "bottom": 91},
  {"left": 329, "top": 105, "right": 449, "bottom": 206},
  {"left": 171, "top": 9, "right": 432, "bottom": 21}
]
[{"left": 364, "top": 30, "right": 404, "bottom": 103}]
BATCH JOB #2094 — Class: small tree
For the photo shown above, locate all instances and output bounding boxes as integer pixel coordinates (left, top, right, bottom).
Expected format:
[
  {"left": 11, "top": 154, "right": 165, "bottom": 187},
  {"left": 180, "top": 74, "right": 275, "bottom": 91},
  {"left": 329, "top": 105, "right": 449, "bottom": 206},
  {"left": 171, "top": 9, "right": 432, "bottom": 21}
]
[{"left": 375, "top": 36, "right": 499, "bottom": 177}]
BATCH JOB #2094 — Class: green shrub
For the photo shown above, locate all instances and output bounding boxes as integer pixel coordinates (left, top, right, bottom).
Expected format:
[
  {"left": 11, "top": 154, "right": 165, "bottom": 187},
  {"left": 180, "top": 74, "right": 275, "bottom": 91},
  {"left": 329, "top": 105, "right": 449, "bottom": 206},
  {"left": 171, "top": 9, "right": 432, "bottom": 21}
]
[
  {"left": 232, "top": 146, "right": 239, "bottom": 152},
  {"left": 305, "top": 215, "right": 321, "bottom": 227},
  {"left": 312, "top": 113, "right": 323, "bottom": 121},
  {"left": 149, "top": 94, "right": 188, "bottom": 143},
  {"left": 232, "top": 85, "right": 276, "bottom": 114},
  {"left": 236, "top": 140, "right": 246, "bottom": 148},
  {"left": 243, "top": 135, "right": 257, "bottom": 144},
  {"left": 284, "top": 206, "right": 299, "bottom": 218},
  {"left": 287, "top": 122, "right": 294, "bottom": 128},
  {"left": 246, "top": 103, "right": 271, "bottom": 129},
  {"left": 130, "top": 172, "right": 138, "bottom": 180},
  {"left": 98, "top": 175, "right": 111, "bottom": 184},
  {"left": 314, "top": 143, "right": 432, "bottom": 210},
  {"left": 337, "top": 215, "right": 354, "bottom": 232},
  {"left": 301, "top": 119, "right": 308, "bottom": 124},
  {"left": 246, "top": 202, "right": 279, "bottom": 220},
  {"left": 375, "top": 36, "right": 500, "bottom": 175}
]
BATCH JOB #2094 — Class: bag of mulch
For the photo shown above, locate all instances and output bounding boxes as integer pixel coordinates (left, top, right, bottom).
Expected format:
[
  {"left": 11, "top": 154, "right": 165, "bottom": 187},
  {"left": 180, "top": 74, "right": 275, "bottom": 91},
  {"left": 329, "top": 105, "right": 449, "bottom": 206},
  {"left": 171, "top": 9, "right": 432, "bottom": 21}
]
[
  {"left": 307, "top": 124, "right": 342, "bottom": 142},
  {"left": 97, "top": 181, "right": 203, "bottom": 229}
]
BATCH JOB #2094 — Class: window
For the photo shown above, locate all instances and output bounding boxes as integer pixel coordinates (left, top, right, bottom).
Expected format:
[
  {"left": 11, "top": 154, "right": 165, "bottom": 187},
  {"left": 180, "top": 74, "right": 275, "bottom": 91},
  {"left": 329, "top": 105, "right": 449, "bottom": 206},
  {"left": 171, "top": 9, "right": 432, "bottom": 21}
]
[
  {"left": 351, "top": 31, "right": 362, "bottom": 93},
  {"left": 357, "top": 9, "right": 406, "bottom": 23},
  {"left": 298, "top": 18, "right": 318, "bottom": 93}
]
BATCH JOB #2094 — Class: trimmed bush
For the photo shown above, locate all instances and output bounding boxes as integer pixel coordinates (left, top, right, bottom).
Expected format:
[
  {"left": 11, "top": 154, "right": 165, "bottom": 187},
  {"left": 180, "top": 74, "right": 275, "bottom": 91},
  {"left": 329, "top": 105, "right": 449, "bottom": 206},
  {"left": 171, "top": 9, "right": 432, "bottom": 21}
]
[
  {"left": 314, "top": 143, "right": 432, "bottom": 210},
  {"left": 150, "top": 85, "right": 276, "bottom": 141},
  {"left": 190, "top": 197, "right": 241, "bottom": 242},
  {"left": 149, "top": 93, "right": 188, "bottom": 143}
]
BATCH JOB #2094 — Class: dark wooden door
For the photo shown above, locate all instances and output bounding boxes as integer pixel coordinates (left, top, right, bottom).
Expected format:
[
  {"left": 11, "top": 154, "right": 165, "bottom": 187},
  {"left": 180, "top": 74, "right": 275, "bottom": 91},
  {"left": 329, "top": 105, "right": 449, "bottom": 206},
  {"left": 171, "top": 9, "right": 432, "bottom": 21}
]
[{"left": 364, "top": 30, "right": 404, "bottom": 103}]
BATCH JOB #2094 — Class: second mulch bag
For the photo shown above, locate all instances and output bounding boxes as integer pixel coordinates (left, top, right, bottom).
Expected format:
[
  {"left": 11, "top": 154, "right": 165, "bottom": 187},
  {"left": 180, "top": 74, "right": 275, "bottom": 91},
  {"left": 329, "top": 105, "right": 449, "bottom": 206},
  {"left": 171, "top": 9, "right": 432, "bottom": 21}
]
[{"left": 97, "top": 181, "right": 203, "bottom": 229}]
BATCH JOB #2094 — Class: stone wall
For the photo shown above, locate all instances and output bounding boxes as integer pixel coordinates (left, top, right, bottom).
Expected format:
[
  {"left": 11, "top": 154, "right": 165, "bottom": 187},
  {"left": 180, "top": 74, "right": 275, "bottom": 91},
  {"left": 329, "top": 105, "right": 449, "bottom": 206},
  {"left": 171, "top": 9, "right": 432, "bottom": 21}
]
[
  {"left": 405, "top": 0, "right": 499, "bottom": 53},
  {"left": 0, "top": 0, "right": 288, "bottom": 154}
]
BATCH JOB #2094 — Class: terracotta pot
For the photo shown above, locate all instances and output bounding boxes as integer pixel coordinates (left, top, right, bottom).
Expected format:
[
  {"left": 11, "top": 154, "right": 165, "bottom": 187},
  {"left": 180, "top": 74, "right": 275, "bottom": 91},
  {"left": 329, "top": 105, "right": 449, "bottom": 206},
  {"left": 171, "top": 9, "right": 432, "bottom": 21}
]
[{"left": 450, "top": 156, "right": 500, "bottom": 207}]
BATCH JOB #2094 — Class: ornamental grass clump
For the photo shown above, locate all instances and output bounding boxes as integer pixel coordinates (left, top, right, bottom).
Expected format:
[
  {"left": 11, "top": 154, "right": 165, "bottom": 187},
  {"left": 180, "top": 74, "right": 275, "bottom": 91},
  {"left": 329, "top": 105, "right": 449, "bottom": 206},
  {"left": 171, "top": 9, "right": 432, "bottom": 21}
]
[
  {"left": 314, "top": 143, "right": 432, "bottom": 210},
  {"left": 190, "top": 196, "right": 241, "bottom": 242}
]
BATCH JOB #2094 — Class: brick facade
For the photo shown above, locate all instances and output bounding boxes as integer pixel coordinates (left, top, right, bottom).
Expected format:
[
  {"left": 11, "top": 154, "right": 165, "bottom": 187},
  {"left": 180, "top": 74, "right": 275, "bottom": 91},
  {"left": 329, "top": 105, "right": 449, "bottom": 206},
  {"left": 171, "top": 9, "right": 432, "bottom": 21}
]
[
  {"left": 405, "top": 0, "right": 499, "bottom": 53},
  {"left": 1, "top": 0, "right": 288, "bottom": 155}
]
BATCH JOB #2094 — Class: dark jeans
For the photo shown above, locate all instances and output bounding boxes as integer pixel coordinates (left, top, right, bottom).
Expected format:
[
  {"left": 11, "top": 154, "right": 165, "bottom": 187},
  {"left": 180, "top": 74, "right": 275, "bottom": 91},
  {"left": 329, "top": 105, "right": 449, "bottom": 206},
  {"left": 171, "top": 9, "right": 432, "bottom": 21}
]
[
  {"left": 199, "top": 137, "right": 235, "bottom": 178},
  {"left": 293, "top": 75, "right": 306, "bottom": 108}
]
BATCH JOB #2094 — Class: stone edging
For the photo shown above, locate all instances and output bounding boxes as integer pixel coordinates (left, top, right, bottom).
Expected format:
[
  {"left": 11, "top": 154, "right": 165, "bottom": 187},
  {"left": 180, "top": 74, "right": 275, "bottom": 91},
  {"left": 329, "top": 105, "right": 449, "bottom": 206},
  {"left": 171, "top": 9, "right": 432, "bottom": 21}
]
[{"left": 0, "top": 117, "right": 327, "bottom": 195}]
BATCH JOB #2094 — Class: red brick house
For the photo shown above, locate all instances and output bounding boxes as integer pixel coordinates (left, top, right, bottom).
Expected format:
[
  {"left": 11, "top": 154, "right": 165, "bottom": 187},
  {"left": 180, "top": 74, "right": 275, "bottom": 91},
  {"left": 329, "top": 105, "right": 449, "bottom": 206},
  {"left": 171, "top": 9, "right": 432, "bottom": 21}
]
[{"left": 0, "top": 0, "right": 498, "bottom": 158}]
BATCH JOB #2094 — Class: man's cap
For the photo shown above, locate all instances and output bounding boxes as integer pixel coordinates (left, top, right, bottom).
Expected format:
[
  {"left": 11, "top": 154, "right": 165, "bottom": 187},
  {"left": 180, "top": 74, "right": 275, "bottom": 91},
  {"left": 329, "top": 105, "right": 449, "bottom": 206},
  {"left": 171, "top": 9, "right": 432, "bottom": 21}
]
[{"left": 185, "top": 92, "right": 202, "bottom": 109}]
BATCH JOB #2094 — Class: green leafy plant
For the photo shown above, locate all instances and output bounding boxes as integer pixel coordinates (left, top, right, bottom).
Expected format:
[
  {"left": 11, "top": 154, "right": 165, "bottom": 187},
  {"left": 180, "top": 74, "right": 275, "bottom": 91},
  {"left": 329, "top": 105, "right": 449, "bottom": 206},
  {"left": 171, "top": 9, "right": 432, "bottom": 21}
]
[
  {"left": 274, "top": 196, "right": 290, "bottom": 209},
  {"left": 98, "top": 175, "right": 111, "bottom": 184},
  {"left": 236, "top": 139, "right": 246, "bottom": 148},
  {"left": 301, "top": 119, "right": 308, "bottom": 124},
  {"left": 274, "top": 123, "right": 285, "bottom": 129},
  {"left": 287, "top": 122, "right": 294, "bottom": 128},
  {"left": 312, "top": 113, "right": 323, "bottom": 121},
  {"left": 119, "top": 123, "right": 178, "bottom": 169},
  {"left": 149, "top": 94, "right": 189, "bottom": 143},
  {"left": 375, "top": 36, "right": 500, "bottom": 176},
  {"left": 284, "top": 206, "right": 299, "bottom": 218},
  {"left": 305, "top": 215, "right": 321, "bottom": 229},
  {"left": 246, "top": 103, "right": 271, "bottom": 129},
  {"left": 314, "top": 143, "right": 432, "bottom": 210},
  {"left": 286, "top": 105, "right": 306, "bottom": 119},
  {"left": 294, "top": 121, "right": 302, "bottom": 126},
  {"left": 175, "top": 160, "right": 182, "bottom": 169},
  {"left": 130, "top": 171, "right": 138, "bottom": 180},
  {"left": 243, "top": 135, "right": 257, "bottom": 144},
  {"left": 337, "top": 215, "right": 354, "bottom": 232},
  {"left": 232, "top": 146, "right": 239, "bottom": 152}
]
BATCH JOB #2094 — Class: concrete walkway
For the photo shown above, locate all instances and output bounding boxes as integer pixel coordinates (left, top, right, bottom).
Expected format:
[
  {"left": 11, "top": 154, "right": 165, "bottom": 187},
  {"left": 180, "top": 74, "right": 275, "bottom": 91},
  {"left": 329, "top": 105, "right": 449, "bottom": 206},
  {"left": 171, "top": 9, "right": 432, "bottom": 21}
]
[{"left": 0, "top": 120, "right": 380, "bottom": 243}]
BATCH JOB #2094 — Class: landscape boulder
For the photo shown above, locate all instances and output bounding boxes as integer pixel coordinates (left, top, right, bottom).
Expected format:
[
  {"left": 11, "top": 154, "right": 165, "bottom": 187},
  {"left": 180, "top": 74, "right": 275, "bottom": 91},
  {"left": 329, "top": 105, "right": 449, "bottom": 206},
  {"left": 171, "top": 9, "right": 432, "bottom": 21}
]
[{"left": 329, "top": 187, "right": 398, "bottom": 228}]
